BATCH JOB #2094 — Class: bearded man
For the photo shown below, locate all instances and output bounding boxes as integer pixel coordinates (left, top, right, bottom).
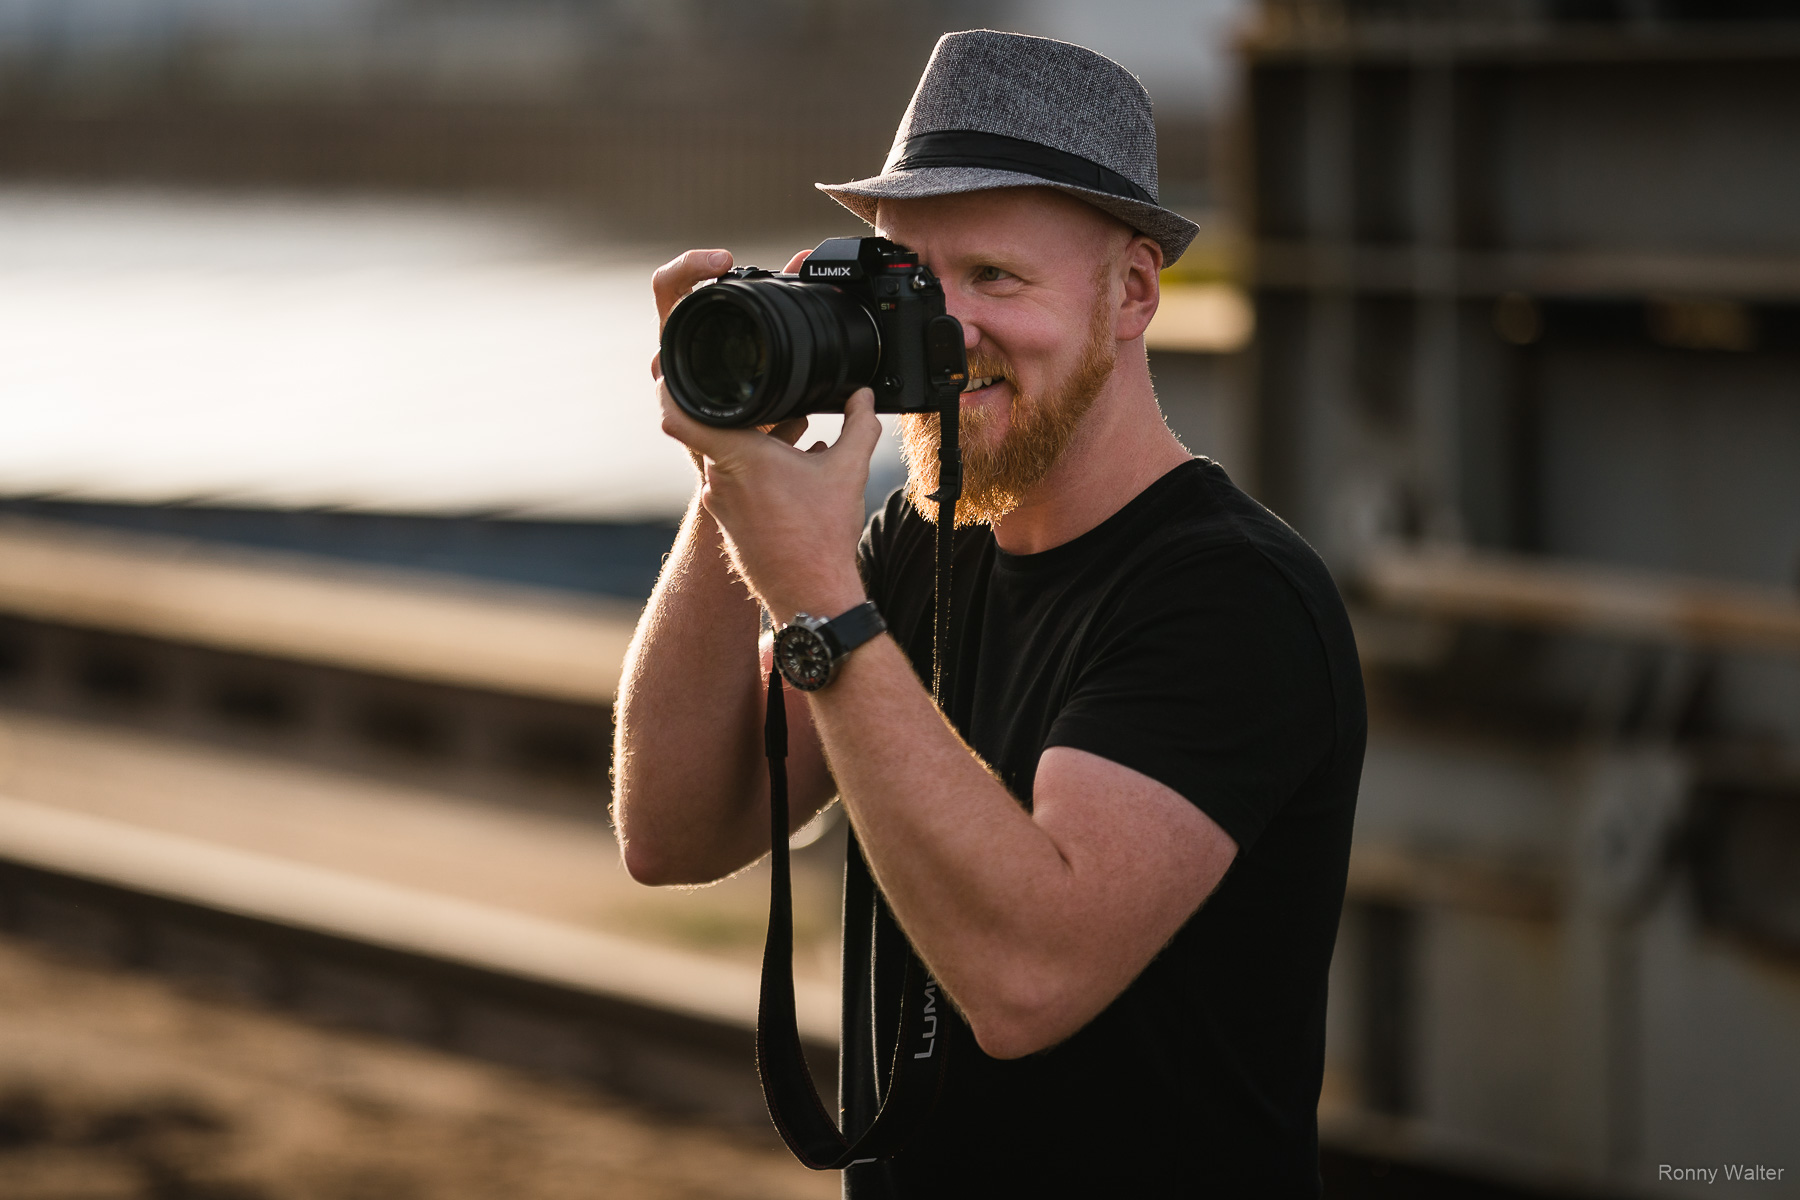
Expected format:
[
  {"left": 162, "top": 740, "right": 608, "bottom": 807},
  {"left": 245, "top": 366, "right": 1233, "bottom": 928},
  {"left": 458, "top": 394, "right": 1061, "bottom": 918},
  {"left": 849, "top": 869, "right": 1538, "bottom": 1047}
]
[{"left": 613, "top": 30, "right": 1365, "bottom": 1198}]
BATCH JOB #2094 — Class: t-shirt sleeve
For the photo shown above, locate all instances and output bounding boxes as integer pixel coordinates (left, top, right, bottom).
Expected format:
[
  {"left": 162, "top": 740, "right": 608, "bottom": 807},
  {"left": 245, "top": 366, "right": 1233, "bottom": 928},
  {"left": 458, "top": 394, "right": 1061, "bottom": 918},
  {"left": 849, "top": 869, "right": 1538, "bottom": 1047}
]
[{"left": 1041, "top": 548, "right": 1335, "bottom": 852}]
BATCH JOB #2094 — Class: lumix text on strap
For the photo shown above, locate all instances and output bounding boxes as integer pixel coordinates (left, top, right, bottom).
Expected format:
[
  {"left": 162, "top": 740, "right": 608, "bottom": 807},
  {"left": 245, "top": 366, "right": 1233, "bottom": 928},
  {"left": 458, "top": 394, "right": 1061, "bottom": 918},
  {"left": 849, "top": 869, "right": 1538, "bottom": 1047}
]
[{"left": 755, "top": 393, "right": 963, "bottom": 1169}]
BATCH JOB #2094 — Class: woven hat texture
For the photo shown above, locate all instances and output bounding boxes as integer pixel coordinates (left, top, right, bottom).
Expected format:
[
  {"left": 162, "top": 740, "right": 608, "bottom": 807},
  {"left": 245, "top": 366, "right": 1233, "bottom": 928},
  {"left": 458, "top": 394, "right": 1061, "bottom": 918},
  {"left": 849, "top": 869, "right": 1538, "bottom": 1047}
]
[{"left": 818, "top": 30, "right": 1199, "bottom": 263}]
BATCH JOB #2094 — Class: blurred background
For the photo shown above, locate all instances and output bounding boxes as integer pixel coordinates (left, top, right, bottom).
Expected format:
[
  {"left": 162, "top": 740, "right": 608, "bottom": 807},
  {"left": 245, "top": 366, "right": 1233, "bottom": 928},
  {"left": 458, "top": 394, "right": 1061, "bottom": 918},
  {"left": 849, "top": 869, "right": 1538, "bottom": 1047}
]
[{"left": 0, "top": 0, "right": 1795, "bottom": 1197}]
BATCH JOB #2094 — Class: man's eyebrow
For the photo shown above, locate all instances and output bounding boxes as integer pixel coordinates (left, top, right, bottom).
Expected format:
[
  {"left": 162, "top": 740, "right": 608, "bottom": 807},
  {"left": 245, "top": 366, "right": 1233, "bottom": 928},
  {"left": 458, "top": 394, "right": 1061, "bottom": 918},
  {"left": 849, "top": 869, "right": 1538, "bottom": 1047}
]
[{"left": 945, "top": 246, "right": 1032, "bottom": 274}]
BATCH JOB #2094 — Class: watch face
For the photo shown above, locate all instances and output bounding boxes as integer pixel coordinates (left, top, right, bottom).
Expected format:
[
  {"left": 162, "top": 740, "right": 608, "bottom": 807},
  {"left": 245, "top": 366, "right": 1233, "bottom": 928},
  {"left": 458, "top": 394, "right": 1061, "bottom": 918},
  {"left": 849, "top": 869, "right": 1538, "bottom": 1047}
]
[{"left": 775, "top": 624, "right": 833, "bottom": 691}]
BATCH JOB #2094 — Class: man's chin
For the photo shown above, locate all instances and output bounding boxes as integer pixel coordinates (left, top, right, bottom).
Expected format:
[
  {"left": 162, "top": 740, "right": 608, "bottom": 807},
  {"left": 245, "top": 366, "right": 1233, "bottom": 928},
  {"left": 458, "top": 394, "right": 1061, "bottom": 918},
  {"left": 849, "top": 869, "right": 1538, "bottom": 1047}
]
[
  {"left": 959, "top": 402, "right": 1012, "bottom": 452},
  {"left": 900, "top": 366, "right": 1098, "bottom": 527}
]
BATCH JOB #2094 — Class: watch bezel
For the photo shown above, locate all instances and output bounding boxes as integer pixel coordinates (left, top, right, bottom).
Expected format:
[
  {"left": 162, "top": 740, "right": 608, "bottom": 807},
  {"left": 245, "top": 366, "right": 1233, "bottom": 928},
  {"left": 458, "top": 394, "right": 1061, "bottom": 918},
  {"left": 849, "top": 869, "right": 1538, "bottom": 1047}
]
[{"left": 774, "top": 614, "right": 837, "bottom": 692}]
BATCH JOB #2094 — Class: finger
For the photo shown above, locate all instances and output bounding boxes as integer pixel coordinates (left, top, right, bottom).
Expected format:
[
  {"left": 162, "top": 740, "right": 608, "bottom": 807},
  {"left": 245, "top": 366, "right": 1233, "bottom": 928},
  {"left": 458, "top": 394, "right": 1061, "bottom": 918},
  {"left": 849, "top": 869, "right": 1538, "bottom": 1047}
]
[
  {"left": 652, "top": 249, "right": 732, "bottom": 328},
  {"left": 659, "top": 383, "right": 757, "bottom": 465},
  {"left": 658, "top": 381, "right": 712, "bottom": 453},
  {"left": 782, "top": 249, "right": 812, "bottom": 274},
  {"left": 829, "top": 389, "right": 885, "bottom": 462},
  {"left": 806, "top": 440, "right": 828, "bottom": 454},
  {"left": 660, "top": 378, "right": 703, "bottom": 472},
  {"left": 650, "top": 350, "right": 661, "bottom": 381}
]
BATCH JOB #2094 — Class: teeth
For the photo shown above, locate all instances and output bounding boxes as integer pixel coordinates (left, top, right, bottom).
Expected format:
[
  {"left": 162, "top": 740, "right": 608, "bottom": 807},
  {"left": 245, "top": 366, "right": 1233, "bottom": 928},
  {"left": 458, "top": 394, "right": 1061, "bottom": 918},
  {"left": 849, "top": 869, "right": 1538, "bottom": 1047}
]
[{"left": 961, "top": 375, "right": 1000, "bottom": 394}]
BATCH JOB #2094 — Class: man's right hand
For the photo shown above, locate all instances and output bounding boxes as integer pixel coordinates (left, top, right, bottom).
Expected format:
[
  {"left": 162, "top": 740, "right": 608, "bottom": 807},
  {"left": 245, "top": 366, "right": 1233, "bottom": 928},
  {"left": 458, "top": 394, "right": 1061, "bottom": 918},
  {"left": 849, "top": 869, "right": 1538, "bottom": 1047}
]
[{"left": 614, "top": 245, "right": 839, "bottom": 888}]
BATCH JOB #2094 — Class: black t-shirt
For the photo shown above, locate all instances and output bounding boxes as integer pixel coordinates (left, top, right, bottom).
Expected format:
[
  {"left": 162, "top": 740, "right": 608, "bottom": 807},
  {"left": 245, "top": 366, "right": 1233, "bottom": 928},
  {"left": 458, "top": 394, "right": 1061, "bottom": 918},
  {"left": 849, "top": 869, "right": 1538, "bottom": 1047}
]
[{"left": 841, "top": 458, "right": 1365, "bottom": 1199}]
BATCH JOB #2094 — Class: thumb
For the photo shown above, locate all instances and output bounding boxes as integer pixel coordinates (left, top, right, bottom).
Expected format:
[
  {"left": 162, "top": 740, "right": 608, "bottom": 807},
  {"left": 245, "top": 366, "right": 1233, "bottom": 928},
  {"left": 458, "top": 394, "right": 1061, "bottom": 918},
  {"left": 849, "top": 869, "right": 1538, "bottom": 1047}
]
[{"left": 833, "top": 389, "right": 884, "bottom": 462}]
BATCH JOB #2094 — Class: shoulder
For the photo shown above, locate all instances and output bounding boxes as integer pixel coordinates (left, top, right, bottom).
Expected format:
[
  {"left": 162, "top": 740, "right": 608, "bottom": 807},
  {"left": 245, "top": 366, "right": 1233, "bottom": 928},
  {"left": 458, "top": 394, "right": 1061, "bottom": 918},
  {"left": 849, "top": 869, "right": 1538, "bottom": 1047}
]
[
  {"left": 1189, "top": 461, "right": 1364, "bottom": 690},
  {"left": 1192, "top": 461, "right": 1347, "bottom": 622},
  {"left": 1095, "top": 460, "right": 1341, "bottom": 629},
  {"left": 1079, "top": 461, "right": 1363, "bottom": 723},
  {"left": 1172, "top": 461, "right": 1368, "bottom": 755},
  {"left": 1043, "top": 464, "right": 1363, "bottom": 847}
]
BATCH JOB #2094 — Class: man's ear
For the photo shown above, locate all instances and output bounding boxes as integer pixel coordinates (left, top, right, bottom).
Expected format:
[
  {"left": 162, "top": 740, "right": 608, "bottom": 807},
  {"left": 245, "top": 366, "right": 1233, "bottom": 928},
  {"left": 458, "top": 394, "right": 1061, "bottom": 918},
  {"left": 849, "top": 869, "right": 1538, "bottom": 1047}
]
[{"left": 1114, "top": 234, "right": 1163, "bottom": 343}]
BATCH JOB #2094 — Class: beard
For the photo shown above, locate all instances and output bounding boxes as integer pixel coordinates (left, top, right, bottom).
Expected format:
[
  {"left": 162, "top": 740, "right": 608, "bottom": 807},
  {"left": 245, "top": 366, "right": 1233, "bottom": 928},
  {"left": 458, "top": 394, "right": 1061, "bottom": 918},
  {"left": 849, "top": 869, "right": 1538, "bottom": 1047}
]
[{"left": 899, "top": 295, "right": 1117, "bottom": 527}]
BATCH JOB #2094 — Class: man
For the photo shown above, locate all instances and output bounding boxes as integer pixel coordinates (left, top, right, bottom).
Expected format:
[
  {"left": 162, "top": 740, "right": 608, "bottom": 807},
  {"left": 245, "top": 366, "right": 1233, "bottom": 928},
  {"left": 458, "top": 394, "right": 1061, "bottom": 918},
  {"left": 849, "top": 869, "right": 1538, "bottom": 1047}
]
[{"left": 614, "top": 30, "right": 1364, "bottom": 1198}]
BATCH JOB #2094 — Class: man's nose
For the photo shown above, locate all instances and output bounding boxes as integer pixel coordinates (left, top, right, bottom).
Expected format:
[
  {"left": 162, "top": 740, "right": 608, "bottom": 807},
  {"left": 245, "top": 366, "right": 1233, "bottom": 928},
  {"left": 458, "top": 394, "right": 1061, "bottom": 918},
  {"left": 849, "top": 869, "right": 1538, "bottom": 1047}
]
[{"left": 940, "top": 290, "right": 981, "bottom": 350}]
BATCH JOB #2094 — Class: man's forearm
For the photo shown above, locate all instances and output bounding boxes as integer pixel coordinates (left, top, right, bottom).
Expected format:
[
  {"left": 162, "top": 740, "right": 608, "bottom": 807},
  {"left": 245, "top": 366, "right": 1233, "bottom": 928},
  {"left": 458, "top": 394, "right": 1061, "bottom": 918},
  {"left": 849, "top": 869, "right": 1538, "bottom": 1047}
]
[
  {"left": 805, "top": 634, "right": 1090, "bottom": 1057},
  {"left": 612, "top": 493, "right": 774, "bottom": 884}
]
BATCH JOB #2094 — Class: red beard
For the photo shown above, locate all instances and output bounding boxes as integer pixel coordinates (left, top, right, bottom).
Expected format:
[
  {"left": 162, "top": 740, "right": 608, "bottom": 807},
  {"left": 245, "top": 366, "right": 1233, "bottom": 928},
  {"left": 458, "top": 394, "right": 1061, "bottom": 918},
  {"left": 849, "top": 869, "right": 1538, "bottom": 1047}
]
[{"left": 900, "top": 295, "right": 1116, "bottom": 527}]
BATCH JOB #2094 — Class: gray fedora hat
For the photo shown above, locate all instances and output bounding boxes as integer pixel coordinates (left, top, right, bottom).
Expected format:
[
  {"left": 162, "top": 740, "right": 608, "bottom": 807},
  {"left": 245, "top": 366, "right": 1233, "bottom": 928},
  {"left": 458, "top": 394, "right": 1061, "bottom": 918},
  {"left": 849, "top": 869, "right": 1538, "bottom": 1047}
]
[{"left": 817, "top": 30, "right": 1200, "bottom": 265}]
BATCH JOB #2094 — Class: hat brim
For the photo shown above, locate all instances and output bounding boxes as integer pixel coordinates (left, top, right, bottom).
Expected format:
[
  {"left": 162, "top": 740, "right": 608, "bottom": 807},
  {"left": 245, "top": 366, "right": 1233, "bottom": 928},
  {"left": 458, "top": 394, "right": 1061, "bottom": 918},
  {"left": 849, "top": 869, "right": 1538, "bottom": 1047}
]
[{"left": 817, "top": 165, "right": 1200, "bottom": 266}]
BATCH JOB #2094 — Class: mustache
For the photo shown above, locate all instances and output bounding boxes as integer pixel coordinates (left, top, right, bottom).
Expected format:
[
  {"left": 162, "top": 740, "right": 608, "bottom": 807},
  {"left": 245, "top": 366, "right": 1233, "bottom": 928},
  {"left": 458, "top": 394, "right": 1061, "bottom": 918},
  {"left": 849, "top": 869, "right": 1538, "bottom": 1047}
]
[{"left": 965, "top": 348, "right": 1012, "bottom": 383}]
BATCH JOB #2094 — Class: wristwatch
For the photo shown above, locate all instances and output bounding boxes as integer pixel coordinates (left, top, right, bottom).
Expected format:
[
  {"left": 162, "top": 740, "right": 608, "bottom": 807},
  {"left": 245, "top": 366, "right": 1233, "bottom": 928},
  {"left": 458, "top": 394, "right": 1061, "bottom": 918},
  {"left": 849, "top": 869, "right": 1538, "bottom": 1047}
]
[{"left": 773, "top": 601, "right": 887, "bottom": 691}]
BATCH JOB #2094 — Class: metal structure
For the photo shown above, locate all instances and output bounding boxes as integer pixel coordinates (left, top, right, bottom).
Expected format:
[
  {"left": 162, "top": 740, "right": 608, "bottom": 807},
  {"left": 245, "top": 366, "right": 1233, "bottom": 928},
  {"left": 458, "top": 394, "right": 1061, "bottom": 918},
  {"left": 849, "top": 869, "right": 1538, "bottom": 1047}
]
[{"left": 1237, "top": 2, "right": 1800, "bottom": 1193}]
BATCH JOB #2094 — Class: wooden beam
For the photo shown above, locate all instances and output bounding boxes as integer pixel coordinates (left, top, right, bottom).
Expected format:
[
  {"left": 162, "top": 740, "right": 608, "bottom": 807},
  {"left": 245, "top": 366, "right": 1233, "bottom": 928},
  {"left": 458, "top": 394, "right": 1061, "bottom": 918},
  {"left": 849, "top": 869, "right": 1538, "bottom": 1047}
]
[
  {"left": 1347, "top": 840, "right": 1560, "bottom": 921},
  {"left": 0, "top": 517, "right": 641, "bottom": 704},
  {"left": 1362, "top": 545, "right": 1800, "bottom": 659}
]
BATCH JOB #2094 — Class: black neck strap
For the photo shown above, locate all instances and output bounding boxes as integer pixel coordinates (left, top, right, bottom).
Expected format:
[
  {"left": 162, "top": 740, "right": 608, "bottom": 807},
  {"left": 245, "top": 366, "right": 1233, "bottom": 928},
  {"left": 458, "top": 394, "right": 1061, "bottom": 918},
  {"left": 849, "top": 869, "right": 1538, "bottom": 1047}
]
[
  {"left": 756, "top": 395, "right": 963, "bottom": 1170},
  {"left": 889, "top": 129, "right": 1156, "bottom": 207}
]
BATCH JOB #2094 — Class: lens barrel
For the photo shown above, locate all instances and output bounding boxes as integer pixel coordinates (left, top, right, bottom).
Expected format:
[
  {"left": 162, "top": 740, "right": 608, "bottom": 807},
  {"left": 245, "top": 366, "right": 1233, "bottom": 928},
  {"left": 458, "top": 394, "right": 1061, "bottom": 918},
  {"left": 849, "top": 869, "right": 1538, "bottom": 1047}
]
[{"left": 662, "top": 278, "right": 881, "bottom": 427}]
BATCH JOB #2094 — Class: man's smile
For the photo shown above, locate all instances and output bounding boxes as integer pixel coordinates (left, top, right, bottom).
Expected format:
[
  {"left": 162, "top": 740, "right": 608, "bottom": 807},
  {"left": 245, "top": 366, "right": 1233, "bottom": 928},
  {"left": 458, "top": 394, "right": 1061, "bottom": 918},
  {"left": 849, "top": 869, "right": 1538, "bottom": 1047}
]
[{"left": 958, "top": 377, "right": 1013, "bottom": 422}]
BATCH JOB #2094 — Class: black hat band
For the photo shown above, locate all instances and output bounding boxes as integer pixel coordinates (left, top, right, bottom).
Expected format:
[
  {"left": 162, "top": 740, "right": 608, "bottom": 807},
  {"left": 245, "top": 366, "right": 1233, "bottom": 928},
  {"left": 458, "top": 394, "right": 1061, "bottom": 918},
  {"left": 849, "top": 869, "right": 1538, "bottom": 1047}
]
[{"left": 889, "top": 129, "right": 1156, "bottom": 207}]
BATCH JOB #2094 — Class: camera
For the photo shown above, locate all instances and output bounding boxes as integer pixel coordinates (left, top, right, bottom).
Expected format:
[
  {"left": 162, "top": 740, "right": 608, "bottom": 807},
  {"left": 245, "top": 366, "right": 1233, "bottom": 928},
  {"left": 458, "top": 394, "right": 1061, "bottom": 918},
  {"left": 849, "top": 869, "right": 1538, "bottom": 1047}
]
[{"left": 660, "top": 236, "right": 970, "bottom": 428}]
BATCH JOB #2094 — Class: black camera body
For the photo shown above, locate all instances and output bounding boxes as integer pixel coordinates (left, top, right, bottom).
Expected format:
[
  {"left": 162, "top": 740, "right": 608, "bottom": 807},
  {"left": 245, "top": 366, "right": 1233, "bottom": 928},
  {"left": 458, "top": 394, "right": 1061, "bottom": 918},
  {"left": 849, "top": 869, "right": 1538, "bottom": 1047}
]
[{"left": 661, "top": 236, "right": 969, "bottom": 428}]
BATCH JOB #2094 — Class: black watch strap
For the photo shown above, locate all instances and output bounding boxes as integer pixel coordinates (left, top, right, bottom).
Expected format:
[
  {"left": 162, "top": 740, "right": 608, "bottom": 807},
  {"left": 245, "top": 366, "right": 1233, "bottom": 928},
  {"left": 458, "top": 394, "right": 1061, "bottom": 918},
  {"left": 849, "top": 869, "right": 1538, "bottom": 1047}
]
[{"left": 821, "top": 600, "right": 886, "bottom": 657}]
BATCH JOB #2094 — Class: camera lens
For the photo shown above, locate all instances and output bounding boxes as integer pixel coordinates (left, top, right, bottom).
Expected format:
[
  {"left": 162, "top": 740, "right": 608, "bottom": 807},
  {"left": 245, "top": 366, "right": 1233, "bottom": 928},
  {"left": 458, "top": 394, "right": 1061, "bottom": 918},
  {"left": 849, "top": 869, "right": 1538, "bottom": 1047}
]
[
  {"left": 685, "top": 303, "right": 768, "bottom": 411},
  {"left": 663, "top": 279, "right": 880, "bottom": 428}
]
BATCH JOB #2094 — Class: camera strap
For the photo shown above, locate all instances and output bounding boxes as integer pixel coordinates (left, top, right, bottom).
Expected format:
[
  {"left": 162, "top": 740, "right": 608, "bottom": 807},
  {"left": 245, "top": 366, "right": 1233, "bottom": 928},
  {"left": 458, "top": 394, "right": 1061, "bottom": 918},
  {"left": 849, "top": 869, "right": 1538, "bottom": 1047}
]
[{"left": 756, "top": 397, "right": 962, "bottom": 1170}]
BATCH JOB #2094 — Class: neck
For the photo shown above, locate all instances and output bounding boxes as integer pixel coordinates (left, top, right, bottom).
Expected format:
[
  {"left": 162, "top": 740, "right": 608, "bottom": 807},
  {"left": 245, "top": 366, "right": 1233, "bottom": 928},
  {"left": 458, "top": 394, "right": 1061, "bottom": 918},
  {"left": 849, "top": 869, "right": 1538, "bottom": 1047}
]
[{"left": 988, "top": 343, "right": 1191, "bottom": 556}]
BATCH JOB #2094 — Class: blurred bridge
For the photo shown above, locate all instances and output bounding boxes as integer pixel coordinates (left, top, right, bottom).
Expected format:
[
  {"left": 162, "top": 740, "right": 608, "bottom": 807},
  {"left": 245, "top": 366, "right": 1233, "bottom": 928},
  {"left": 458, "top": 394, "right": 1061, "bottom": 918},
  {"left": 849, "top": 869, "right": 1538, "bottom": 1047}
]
[{"left": 1237, "top": 2, "right": 1800, "bottom": 1195}]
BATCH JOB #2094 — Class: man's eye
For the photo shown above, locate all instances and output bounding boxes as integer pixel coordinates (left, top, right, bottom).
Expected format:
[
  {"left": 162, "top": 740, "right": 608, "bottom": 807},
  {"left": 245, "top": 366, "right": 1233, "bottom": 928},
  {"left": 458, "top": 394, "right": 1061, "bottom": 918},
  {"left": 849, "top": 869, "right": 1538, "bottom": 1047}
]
[{"left": 973, "top": 265, "right": 1010, "bottom": 284}]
